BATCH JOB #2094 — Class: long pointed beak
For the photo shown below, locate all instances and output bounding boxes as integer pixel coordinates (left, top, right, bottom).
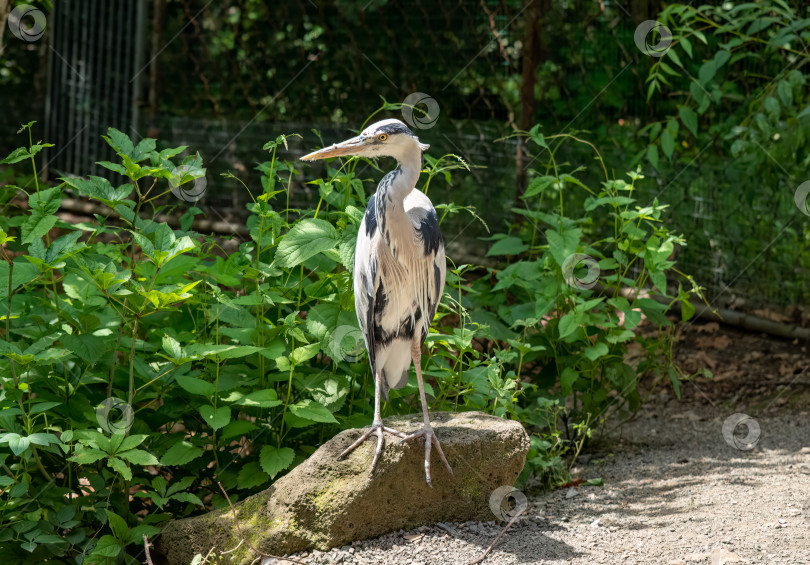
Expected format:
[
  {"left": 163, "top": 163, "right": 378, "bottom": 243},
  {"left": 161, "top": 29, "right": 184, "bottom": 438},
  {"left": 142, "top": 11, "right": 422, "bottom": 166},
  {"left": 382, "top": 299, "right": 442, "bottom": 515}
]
[{"left": 300, "top": 135, "right": 366, "bottom": 161}]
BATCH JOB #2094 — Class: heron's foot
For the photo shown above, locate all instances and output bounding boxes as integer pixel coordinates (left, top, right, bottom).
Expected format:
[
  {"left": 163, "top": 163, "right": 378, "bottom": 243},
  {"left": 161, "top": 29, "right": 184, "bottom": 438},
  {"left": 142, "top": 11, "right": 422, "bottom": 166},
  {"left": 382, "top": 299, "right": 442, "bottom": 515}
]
[
  {"left": 338, "top": 422, "right": 406, "bottom": 475},
  {"left": 398, "top": 423, "right": 453, "bottom": 487}
]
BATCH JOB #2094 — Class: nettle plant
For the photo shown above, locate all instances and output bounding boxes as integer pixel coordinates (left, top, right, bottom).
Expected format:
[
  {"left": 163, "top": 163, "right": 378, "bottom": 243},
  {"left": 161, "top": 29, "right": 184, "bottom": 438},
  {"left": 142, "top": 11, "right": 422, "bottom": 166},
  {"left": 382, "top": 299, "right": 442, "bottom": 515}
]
[
  {"left": 0, "top": 116, "right": 701, "bottom": 561},
  {"left": 464, "top": 128, "right": 710, "bottom": 485},
  {"left": 0, "top": 119, "right": 477, "bottom": 563}
]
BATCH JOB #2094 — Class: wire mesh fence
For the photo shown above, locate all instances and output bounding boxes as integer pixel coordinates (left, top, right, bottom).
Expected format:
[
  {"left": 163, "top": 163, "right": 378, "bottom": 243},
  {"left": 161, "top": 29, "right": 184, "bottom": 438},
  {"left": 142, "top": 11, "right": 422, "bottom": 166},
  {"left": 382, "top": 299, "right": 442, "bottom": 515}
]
[{"left": 3, "top": 0, "right": 807, "bottom": 312}]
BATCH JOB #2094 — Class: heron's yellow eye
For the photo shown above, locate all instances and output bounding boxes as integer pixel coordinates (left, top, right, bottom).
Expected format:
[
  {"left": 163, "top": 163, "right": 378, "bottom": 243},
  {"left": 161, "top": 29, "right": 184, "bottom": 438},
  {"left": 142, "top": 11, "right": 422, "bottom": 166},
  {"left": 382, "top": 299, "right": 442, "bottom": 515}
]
[{"left": 378, "top": 134, "right": 388, "bottom": 142}]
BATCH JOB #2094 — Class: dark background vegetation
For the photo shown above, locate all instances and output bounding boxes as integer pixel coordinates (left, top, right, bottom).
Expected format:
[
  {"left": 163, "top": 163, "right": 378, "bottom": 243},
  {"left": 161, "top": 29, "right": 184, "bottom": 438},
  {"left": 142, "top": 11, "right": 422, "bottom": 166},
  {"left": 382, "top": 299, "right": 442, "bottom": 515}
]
[{"left": 3, "top": 0, "right": 807, "bottom": 309}]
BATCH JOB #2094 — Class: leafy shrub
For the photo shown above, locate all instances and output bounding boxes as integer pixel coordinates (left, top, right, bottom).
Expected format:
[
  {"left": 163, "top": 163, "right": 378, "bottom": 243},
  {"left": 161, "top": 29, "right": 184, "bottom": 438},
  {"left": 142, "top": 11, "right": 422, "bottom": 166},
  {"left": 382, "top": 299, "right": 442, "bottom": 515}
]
[
  {"left": 0, "top": 118, "right": 699, "bottom": 563},
  {"left": 641, "top": 1, "right": 810, "bottom": 306}
]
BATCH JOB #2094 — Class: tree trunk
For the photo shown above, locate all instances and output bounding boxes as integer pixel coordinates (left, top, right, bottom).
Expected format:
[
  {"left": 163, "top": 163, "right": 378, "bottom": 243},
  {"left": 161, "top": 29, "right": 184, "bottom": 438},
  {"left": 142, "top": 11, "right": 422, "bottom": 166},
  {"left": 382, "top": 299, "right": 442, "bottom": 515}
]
[
  {"left": 147, "top": 0, "right": 166, "bottom": 138},
  {"left": 0, "top": 0, "right": 12, "bottom": 59},
  {"left": 515, "top": 0, "right": 545, "bottom": 207}
]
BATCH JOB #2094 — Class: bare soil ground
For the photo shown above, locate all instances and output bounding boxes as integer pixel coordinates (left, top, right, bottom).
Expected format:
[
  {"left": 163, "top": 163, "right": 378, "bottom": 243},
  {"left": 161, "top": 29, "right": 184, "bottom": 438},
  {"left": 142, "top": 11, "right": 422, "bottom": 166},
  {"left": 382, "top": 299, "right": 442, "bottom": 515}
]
[{"left": 276, "top": 321, "right": 810, "bottom": 565}]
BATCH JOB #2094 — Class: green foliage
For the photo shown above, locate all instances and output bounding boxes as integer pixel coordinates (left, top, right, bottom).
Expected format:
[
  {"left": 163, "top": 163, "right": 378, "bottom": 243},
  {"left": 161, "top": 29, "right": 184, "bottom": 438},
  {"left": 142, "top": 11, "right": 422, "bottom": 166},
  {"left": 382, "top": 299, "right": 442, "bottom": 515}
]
[
  {"left": 0, "top": 115, "right": 697, "bottom": 561},
  {"left": 640, "top": 0, "right": 810, "bottom": 306},
  {"left": 466, "top": 128, "right": 709, "bottom": 485}
]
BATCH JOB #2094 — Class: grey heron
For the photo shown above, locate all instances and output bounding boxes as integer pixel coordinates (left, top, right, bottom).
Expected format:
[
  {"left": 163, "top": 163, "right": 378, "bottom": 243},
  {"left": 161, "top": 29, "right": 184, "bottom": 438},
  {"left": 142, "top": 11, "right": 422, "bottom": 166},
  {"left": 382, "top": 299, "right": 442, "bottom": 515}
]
[{"left": 301, "top": 119, "right": 452, "bottom": 486}]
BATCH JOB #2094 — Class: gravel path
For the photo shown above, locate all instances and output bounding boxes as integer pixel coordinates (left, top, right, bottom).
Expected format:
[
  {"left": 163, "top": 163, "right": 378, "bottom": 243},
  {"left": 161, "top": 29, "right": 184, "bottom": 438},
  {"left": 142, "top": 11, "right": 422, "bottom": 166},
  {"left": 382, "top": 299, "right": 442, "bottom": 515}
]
[{"left": 271, "top": 325, "right": 810, "bottom": 565}]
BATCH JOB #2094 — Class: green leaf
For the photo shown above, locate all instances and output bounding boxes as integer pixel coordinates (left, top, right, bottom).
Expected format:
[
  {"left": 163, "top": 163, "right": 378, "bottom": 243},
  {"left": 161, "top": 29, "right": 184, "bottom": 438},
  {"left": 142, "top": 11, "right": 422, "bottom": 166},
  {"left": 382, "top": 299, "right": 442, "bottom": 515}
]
[
  {"left": 170, "top": 492, "right": 204, "bottom": 506},
  {"left": 117, "top": 449, "right": 160, "bottom": 466},
  {"left": 7, "top": 435, "right": 30, "bottom": 456},
  {"left": 698, "top": 60, "right": 716, "bottom": 86},
  {"left": 199, "top": 406, "right": 230, "bottom": 430},
  {"left": 61, "top": 175, "right": 133, "bottom": 207},
  {"left": 289, "top": 399, "right": 339, "bottom": 424},
  {"left": 486, "top": 236, "right": 528, "bottom": 257},
  {"left": 21, "top": 213, "right": 58, "bottom": 245},
  {"left": 106, "top": 457, "right": 131, "bottom": 480},
  {"left": 26, "top": 433, "right": 60, "bottom": 446},
  {"left": 160, "top": 441, "right": 204, "bottom": 466},
  {"left": 680, "top": 37, "right": 692, "bottom": 58},
  {"left": 103, "top": 128, "right": 135, "bottom": 158},
  {"left": 186, "top": 344, "right": 263, "bottom": 360},
  {"left": 237, "top": 461, "right": 269, "bottom": 489},
  {"left": 259, "top": 445, "right": 295, "bottom": 478},
  {"left": 60, "top": 334, "right": 108, "bottom": 365},
  {"left": 118, "top": 434, "right": 148, "bottom": 452},
  {"left": 46, "top": 231, "right": 84, "bottom": 264},
  {"left": 646, "top": 144, "right": 659, "bottom": 169},
  {"left": 275, "top": 218, "right": 338, "bottom": 268},
  {"left": 90, "top": 535, "right": 121, "bottom": 558},
  {"left": 175, "top": 375, "right": 215, "bottom": 397},
  {"left": 660, "top": 129, "right": 674, "bottom": 159},
  {"left": 557, "top": 311, "right": 580, "bottom": 339},
  {"left": 105, "top": 510, "right": 129, "bottom": 542},
  {"left": 128, "top": 525, "right": 162, "bottom": 546},
  {"left": 681, "top": 299, "right": 695, "bottom": 322},
  {"left": 679, "top": 106, "right": 698, "bottom": 137},
  {"left": 164, "top": 475, "right": 194, "bottom": 497},
  {"left": 220, "top": 420, "right": 259, "bottom": 440},
  {"left": 28, "top": 186, "right": 62, "bottom": 214},
  {"left": 666, "top": 48, "right": 683, "bottom": 68},
  {"left": 162, "top": 334, "right": 183, "bottom": 359},
  {"left": 545, "top": 228, "right": 581, "bottom": 268},
  {"left": 0, "top": 260, "right": 40, "bottom": 299},
  {"left": 522, "top": 175, "right": 555, "bottom": 198},
  {"left": 668, "top": 366, "right": 681, "bottom": 399},
  {"left": 33, "top": 534, "right": 66, "bottom": 545},
  {"left": 290, "top": 342, "right": 320, "bottom": 365},
  {"left": 560, "top": 367, "right": 578, "bottom": 396},
  {"left": 584, "top": 342, "right": 609, "bottom": 361},
  {"left": 232, "top": 389, "right": 282, "bottom": 408},
  {"left": 69, "top": 447, "right": 107, "bottom": 464},
  {"left": 624, "top": 309, "right": 642, "bottom": 329}
]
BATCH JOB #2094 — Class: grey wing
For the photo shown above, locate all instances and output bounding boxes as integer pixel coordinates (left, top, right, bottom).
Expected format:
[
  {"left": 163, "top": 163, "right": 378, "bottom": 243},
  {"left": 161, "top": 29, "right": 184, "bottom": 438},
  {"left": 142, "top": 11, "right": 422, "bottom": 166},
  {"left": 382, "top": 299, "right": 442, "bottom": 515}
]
[
  {"left": 404, "top": 190, "right": 446, "bottom": 340},
  {"left": 353, "top": 194, "right": 379, "bottom": 372}
]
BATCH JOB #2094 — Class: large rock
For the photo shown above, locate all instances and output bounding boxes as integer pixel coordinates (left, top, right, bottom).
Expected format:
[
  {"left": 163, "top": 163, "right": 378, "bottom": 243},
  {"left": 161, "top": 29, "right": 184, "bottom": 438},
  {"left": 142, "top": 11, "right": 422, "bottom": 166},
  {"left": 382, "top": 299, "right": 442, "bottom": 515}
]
[{"left": 156, "top": 411, "right": 529, "bottom": 565}]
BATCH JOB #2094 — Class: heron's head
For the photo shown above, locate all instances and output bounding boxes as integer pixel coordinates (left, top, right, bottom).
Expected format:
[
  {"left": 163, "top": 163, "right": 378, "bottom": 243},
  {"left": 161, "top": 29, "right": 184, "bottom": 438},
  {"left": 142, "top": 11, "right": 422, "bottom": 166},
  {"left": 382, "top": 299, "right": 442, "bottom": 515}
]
[{"left": 301, "top": 119, "right": 429, "bottom": 164}]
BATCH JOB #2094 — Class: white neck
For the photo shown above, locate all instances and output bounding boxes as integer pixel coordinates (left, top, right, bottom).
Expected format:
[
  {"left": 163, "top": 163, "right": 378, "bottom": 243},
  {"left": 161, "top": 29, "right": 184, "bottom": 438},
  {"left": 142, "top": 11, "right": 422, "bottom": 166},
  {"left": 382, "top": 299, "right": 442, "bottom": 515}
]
[{"left": 384, "top": 142, "right": 422, "bottom": 201}]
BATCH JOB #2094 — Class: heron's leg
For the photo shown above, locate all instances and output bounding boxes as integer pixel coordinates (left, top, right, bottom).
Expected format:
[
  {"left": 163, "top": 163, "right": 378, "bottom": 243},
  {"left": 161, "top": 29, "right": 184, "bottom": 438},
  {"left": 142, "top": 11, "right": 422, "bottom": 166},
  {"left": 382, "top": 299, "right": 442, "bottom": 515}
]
[
  {"left": 398, "top": 342, "right": 453, "bottom": 486},
  {"left": 338, "top": 370, "right": 405, "bottom": 474}
]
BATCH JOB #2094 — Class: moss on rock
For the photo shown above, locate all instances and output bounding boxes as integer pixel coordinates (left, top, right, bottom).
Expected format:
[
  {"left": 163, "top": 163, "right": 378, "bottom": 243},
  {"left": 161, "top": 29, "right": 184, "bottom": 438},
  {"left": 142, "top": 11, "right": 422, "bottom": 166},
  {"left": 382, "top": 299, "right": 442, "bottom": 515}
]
[{"left": 155, "top": 411, "right": 529, "bottom": 565}]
